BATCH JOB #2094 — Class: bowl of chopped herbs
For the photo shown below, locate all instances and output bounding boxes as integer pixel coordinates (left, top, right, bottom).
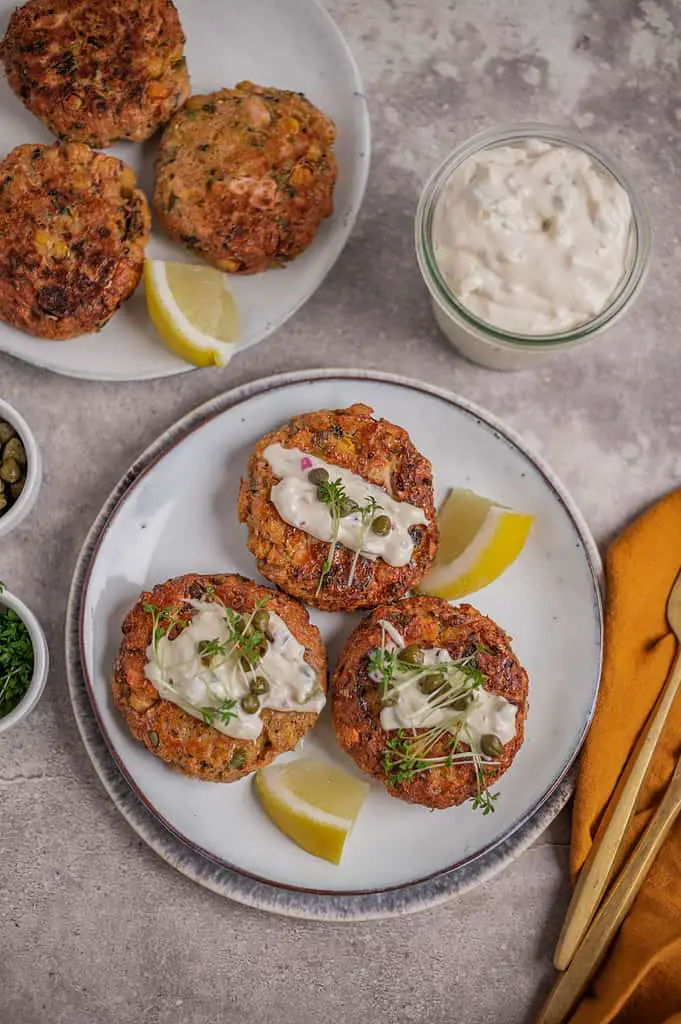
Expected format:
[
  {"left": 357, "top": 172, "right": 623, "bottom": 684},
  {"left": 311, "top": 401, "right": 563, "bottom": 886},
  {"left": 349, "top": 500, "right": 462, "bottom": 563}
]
[
  {"left": 0, "top": 583, "right": 49, "bottom": 733},
  {"left": 0, "top": 398, "right": 42, "bottom": 540}
]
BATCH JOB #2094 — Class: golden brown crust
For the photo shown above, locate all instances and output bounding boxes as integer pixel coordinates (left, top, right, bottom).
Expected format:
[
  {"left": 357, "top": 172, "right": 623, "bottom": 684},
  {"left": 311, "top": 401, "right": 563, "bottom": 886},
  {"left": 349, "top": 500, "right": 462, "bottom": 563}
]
[
  {"left": 1, "top": 0, "right": 190, "bottom": 148},
  {"left": 332, "top": 596, "right": 528, "bottom": 809},
  {"left": 153, "top": 81, "right": 337, "bottom": 273},
  {"left": 238, "top": 404, "right": 439, "bottom": 612},
  {"left": 112, "top": 573, "right": 328, "bottom": 783},
  {"left": 0, "top": 142, "right": 150, "bottom": 340}
]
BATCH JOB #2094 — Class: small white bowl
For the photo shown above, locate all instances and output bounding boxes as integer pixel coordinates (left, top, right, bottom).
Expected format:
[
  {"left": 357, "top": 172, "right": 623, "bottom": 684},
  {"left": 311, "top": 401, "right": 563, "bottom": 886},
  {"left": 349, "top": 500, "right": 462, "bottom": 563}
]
[
  {"left": 0, "top": 398, "right": 42, "bottom": 538},
  {"left": 0, "top": 588, "right": 50, "bottom": 734}
]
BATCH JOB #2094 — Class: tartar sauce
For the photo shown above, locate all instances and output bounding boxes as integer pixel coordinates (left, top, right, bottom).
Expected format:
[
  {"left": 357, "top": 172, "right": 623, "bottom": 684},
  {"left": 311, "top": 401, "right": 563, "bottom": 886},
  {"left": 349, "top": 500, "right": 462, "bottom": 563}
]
[
  {"left": 144, "top": 600, "right": 324, "bottom": 740},
  {"left": 373, "top": 623, "right": 517, "bottom": 748},
  {"left": 263, "top": 444, "right": 429, "bottom": 568},
  {"left": 432, "top": 138, "right": 633, "bottom": 335}
]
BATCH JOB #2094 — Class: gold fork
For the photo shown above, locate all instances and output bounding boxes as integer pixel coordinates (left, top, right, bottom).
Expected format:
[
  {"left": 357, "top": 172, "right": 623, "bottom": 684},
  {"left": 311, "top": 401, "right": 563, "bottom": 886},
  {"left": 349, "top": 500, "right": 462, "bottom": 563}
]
[
  {"left": 535, "top": 750, "right": 681, "bottom": 1023},
  {"left": 551, "top": 566, "right": 681, "bottom": 969}
]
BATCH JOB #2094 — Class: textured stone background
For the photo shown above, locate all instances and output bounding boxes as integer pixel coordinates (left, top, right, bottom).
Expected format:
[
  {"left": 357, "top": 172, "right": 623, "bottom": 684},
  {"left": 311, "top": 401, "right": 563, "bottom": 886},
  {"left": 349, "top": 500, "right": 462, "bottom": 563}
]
[{"left": 2, "top": 1, "right": 679, "bottom": 1022}]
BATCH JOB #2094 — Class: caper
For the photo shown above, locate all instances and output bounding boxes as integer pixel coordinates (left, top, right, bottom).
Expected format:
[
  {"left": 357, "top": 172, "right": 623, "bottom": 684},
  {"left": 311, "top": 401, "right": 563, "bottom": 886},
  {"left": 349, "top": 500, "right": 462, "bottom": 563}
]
[
  {"left": 397, "top": 644, "right": 425, "bottom": 666},
  {"left": 480, "top": 733, "right": 504, "bottom": 759},
  {"left": 381, "top": 691, "right": 399, "bottom": 706},
  {"left": 240, "top": 655, "right": 253, "bottom": 671},
  {"left": 0, "top": 421, "right": 14, "bottom": 445},
  {"left": 3, "top": 437, "right": 25, "bottom": 465},
  {"left": 230, "top": 749, "right": 246, "bottom": 770},
  {"left": 308, "top": 467, "right": 329, "bottom": 486},
  {"left": 9, "top": 479, "right": 24, "bottom": 503},
  {"left": 253, "top": 609, "right": 270, "bottom": 632},
  {"left": 250, "top": 676, "right": 269, "bottom": 695},
  {"left": 451, "top": 693, "right": 473, "bottom": 712},
  {"left": 231, "top": 615, "right": 245, "bottom": 634},
  {"left": 0, "top": 458, "right": 20, "bottom": 484},
  {"left": 371, "top": 515, "right": 392, "bottom": 537},
  {"left": 147, "top": 730, "right": 159, "bottom": 748},
  {"left": 0, "top": 490, "right": 6, "bottom": 514},
  {"left": 339, "top": 497, "right": 359, "bottom": 518},
  {"left": 241, "top": 693, "right": 260, "bottom": 714},
  {"left": 256, "top": 637, "right": 268, "bottom": 658},
  {"left": 419, "top": 673, "right": 444, "bottom": 695}
]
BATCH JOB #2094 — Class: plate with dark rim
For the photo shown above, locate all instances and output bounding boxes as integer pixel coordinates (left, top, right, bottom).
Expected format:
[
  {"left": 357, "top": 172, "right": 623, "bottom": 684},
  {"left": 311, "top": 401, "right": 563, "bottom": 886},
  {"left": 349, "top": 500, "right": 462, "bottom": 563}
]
[
  {"left": 0, "top": 0, "right": 370, "bottom": 381},
  {"left": 65, "top": 369, "right": 602, "bottom": 920}
]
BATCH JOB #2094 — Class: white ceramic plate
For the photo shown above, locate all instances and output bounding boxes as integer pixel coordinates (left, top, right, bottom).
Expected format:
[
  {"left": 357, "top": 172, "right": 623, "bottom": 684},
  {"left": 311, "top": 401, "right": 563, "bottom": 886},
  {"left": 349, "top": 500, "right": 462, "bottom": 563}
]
[
  {"left": 0, "top": 0, "right": 370, "bottom": 381},
  {"left": 68, "top": 371, "right": 602, "bottom": 915}
]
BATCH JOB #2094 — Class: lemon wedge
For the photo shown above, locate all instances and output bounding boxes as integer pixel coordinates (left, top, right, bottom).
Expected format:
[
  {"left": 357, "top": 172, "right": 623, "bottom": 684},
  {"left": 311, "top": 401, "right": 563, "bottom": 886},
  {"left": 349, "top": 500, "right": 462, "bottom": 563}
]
[
  {"left": 143, "top": 259, "right": 239, "bottom": 367},
  {"left": 418, "top": 488, "right": 534, "bottom": 600},
  {"left": 255, "top": 758, "right": 370, "bottom": 865}
]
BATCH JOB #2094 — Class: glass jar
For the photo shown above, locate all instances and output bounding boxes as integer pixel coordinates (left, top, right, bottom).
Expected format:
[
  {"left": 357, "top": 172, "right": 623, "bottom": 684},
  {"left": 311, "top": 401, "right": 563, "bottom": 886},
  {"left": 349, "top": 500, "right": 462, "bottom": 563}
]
[{"left": 414, "top": 124, "right": 651, "bottom": 371}]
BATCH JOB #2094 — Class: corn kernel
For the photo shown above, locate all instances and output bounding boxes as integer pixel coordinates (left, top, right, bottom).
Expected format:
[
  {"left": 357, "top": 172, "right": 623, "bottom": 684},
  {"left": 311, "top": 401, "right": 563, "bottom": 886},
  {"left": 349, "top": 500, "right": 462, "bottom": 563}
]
[
  {"left": 149, "top": 82, "right": 171, "bottom": 100},
  {"left": 52, "top": 240, "right": 68, "bottom": 260},
  {"left": 34, "top": 229, "right": 50, "bottom": 248},
  {"left": 119, "top": 168, "right": 136, "bottom": 193},
  {"left": 290, "top": 164, "right": 312, "bottom": 186},
  {"left": 147, "top": 56, "right": 164, "bottom": 78},
  {"left": 281, "top": 117, "right": 300, "bottom": 136}
]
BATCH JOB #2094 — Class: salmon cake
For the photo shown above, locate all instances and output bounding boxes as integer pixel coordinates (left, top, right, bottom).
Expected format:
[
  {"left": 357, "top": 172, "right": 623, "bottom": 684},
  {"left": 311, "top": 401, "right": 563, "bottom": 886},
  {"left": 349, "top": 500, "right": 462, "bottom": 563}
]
[
  {"left": 0, "top": 0, "right": 190, "bottom": 148},
  {"left": 153, "top": 81, "right": 337, "bottom": 273},
  {"left": 238, "top": 404, "right": 439, "bottom": 613},
  {"left": 332, "top": 597, "right": 528, "bottom": 810},
  {"left": 0, "top": 142, "right": 150, "bottom": 339},
  {"left": 113, "top": 573, "right": 327, "bottom": 783}
]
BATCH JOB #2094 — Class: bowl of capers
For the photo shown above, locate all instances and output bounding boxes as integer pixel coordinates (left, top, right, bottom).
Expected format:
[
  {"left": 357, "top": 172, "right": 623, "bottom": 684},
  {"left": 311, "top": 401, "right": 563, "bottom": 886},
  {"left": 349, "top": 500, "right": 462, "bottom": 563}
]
[{"left": 0, "top": 399, "right": 42, "bottom": 539}]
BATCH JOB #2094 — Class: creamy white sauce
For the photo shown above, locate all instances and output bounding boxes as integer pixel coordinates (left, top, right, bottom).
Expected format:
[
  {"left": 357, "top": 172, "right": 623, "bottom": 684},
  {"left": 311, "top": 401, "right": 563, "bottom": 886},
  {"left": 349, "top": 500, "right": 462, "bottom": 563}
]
[
  {"left": 263, "top": 444, "right": 429, "bottom": 568},
  {"left": 144, "top": 600, "right": 324, "bottom": 740},
  {"left": 432, "top": 138, "right": 633, "bottom": 335},
  {"left": 373, "top": 622, "right": 517, "bottom": 749}
]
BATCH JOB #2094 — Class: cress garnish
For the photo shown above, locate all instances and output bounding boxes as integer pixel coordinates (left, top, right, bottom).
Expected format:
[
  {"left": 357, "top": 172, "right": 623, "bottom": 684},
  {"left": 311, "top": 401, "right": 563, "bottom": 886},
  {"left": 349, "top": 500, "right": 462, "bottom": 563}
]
[
  {"left": 368, "top": 626, "right": 502, "bottom": 815},
  {"left": 143, "top": 591, "right": 274, "bottom": 724},
  {"left": 0, "top": 582, "right": 34, "bottom": 719},
  {"left": 312, "top": 473, "right": 388, "bottom": 593}
]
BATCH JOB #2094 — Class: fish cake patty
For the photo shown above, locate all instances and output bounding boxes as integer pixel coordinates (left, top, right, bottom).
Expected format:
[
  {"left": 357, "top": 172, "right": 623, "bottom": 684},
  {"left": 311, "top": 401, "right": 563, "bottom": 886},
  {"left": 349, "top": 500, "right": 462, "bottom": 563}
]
[
  {"left": 154, "top": 81, "right": 337, "bottom": 273},
  {"left": 332, "top": 597, "right": 528, "bottom": 809},
  {"left": 113, "top": 573, "right": 327, "bottom": 783},
  {"left": 0, "top": 0, "right": 190, "bottom": 148},
  {"left": 238, "top": 404, "right": 439, "bottom": 613},
  {"left": 0, "top": 142, "right": 150, "bottom": 340}
]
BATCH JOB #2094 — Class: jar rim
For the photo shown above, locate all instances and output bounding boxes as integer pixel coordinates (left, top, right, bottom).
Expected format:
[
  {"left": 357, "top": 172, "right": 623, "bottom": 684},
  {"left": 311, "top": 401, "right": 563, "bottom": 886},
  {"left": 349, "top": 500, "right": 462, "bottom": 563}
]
[{"left": 414, "top": 122, "right": 652, "bottom": 349}]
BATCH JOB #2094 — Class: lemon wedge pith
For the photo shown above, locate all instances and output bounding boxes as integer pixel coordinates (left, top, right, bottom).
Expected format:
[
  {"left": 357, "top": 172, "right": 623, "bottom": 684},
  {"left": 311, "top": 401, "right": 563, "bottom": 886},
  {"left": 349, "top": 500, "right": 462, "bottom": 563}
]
[
  {"left": 255, "top": 758, "right": 369, "bottom": 865},
  {"left": 418, "top": 488, "right": 534, "bottom": 600},
  {"left": 144, "top": 259, "right": 239, "bottom": 368}
]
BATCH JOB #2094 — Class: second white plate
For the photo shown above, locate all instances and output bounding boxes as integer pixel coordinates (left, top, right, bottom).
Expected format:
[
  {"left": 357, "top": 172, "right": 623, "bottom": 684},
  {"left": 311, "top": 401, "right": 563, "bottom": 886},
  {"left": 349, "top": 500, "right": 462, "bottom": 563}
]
[
  {"left": 0, "top": 0, "right": 370, "bottom": 380},
  {"left": 69, "top": 370, "right": 602, "bottom": 912}
]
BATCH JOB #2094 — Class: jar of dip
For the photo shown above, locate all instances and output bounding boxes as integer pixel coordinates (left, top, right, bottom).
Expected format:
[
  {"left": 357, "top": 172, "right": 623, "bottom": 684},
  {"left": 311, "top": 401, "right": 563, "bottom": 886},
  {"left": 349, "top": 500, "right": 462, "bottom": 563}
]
[{"left": 415, "top": 124, "right": 651, "bottom": 371}]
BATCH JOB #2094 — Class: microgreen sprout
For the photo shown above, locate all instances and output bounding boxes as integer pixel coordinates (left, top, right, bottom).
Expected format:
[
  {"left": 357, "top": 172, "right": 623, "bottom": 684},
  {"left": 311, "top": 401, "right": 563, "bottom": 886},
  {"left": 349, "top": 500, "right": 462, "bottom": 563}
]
[
  {"left": 143, "top": 602, "right": 188, "bottom": 657},
  {"left": 315, "top": 477, "right": 347, "bottom": 594},
  {"left": 200, "top": 699, "right": 238, "bottom": 727},
  {"left": 348, "top": 495, "right": 384, "bottom": 585},
  {"left": 370, "top": 629, "right": 502, "bottom": 814}
]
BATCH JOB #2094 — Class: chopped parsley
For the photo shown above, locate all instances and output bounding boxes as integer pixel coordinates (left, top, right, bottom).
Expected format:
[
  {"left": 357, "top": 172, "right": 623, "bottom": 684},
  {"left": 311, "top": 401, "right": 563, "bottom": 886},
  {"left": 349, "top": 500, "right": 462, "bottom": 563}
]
[{"left": 0, "top": 584, "right": 34, "bottom": 719}]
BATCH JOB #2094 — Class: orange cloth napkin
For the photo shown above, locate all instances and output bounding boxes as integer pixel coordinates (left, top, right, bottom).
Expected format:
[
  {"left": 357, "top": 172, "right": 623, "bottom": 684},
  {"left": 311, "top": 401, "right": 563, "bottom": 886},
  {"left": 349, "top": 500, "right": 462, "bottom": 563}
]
[{"left": 569, "top": 489, "right": 681, "bottom": 1024}]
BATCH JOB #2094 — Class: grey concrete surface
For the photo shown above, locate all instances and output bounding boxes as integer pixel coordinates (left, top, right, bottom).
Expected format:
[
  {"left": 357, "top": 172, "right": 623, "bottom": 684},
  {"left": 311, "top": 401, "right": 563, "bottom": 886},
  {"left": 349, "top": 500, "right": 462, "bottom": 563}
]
[{"left": 2, "top": 0, "right": 679, "bottom": 1021}]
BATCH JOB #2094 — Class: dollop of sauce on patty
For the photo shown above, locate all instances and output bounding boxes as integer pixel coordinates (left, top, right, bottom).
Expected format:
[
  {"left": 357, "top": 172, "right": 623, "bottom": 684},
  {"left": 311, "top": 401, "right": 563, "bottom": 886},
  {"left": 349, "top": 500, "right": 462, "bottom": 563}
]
[
  {"left": 263, "top": 444, "right": 429, "bottom": 568},
  {"left": 144, "top": 600, "right": 324, "bottom": 740}
]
